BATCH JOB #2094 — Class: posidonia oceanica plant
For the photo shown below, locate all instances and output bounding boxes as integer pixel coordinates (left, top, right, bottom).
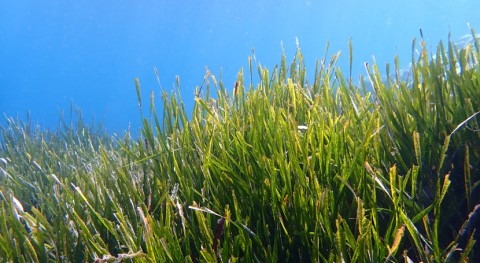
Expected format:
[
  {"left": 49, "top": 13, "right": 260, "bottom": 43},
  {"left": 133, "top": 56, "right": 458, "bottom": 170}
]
[{"left": 1, "top": 29, "right": 479, "bottom": 262}]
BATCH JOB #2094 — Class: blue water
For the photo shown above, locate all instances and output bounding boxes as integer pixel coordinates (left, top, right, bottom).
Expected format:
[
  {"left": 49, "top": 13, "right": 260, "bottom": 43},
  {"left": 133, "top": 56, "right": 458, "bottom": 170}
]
[{"left": 1, "top": 0, "right": 479, "bottom": 135}]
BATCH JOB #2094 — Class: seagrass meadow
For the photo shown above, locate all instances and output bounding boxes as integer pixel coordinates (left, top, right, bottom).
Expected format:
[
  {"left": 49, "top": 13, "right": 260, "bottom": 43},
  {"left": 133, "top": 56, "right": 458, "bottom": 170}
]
[{"left": 1, "top": 31, "right": 480, "bottom": 262}]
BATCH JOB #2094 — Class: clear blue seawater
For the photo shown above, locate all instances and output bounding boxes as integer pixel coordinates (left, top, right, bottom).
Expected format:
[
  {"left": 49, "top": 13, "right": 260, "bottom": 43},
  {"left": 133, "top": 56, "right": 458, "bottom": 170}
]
[{"left": 1, "top": 0, "right": 479, "bottom": 135}]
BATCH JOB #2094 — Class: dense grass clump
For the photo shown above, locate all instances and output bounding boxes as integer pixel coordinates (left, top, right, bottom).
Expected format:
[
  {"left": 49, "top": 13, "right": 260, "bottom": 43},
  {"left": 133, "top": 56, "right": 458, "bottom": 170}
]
[{"left": 1, "top": 31, "right": 480, "bottom": 262}]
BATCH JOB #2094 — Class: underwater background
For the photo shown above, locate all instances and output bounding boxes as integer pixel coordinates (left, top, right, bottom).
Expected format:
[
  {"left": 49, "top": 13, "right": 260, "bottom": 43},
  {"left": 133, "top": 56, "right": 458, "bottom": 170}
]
[{"left": 1, "top": 0, "right": 480, "bottom": 135}]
